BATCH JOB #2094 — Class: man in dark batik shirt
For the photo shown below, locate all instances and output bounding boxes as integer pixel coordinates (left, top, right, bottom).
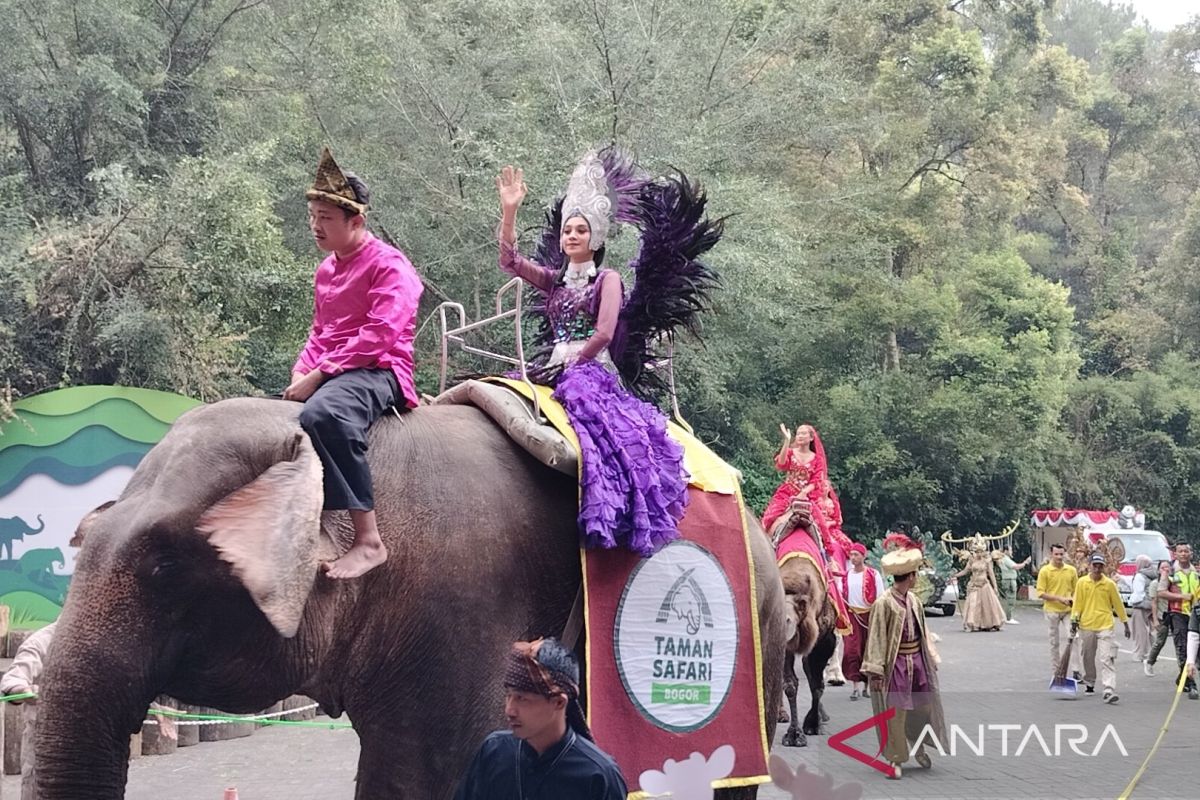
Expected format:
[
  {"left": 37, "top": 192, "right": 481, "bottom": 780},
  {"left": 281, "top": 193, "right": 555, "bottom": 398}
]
[{"left": 454, "top": 638, "right": 627, "bottom": 800}]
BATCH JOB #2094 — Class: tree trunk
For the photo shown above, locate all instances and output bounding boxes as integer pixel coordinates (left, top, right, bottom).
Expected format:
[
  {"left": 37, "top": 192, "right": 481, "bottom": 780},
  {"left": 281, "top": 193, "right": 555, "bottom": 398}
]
[{"left": 12, "top": 108, "right": 42, "bottom": 186}]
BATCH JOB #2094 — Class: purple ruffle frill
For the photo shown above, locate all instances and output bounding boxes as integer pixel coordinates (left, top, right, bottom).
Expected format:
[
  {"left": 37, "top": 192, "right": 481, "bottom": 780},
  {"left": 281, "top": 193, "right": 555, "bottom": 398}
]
[{"left": 552, "top": 360, "right": 689, "bottom": 557}]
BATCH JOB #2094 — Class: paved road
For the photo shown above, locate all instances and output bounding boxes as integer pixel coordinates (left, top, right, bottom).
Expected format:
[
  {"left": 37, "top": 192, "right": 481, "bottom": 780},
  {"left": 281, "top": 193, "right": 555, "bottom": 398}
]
[
  {"left": 4, "top": 604, "right": 1196, "bottom": 799},
  {"left": 762, "top": 604, "right": 1199, "bottom": 800}
]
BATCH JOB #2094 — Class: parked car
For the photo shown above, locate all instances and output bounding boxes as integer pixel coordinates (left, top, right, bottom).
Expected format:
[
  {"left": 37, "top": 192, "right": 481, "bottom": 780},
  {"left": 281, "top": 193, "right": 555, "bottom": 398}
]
[{"left": 920, "top": 566, "right": 958, "bottom": 616}]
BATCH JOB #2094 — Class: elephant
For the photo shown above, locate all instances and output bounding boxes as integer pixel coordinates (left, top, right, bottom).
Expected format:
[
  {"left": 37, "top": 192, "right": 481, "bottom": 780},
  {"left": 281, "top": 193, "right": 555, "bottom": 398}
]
[
  {"left": 18, "top": 547, "right": 65, "bottom": 587},
  {"left": 0, "top": 513, "right": 45, "bottom": 561},
  {"left": 36, "top": 397, "right": 787, "bottom": 799}
]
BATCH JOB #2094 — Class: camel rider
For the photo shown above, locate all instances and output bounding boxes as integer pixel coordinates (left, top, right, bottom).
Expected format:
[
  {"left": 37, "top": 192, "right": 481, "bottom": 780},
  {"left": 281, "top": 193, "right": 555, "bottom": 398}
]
[
  {"left": 455, "top": 638, "right": 627, "bottom": 800},
  {"left": 284, "top": 147, "right": 424, "bottom": 579}
]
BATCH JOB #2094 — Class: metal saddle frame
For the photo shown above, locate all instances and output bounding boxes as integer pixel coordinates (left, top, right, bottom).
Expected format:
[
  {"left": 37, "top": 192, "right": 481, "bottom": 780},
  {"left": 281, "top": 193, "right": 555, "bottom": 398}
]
[{"left": 434, "top": 277, "right": 689, "bottom": 429}]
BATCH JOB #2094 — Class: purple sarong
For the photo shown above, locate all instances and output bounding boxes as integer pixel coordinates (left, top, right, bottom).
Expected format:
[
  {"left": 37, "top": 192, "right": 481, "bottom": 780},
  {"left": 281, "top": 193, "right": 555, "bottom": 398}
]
[
  {"left": 888, "top": 648, "right": 932, "bottom": 711},
  {"left": 553, "top": 360, "right": 688, "bottom": 557}
]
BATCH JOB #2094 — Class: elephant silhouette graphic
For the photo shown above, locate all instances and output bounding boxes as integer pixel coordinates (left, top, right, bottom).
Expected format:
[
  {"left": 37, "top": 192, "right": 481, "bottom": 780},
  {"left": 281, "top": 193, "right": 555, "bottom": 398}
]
[
  {"left": 0, "top": 514, "right": 45, "bottom": 561},
  {"left": 657, "top": 567, "right": 714, "bottom": 636},
  {"left": 672, "top": 584, "right": 704, "bottom": 635},
  {"left": 18, "top": 547, "right": 65, "bottom": 588}
]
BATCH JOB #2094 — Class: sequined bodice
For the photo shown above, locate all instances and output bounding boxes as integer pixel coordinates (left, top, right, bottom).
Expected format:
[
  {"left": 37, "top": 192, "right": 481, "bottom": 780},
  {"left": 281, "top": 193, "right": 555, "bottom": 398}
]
[
  {"left": 783, "top": 457, "right": 819, "bottom": 489},
  {"left": 547, "top": 282, "right": 598, "bottom": 343}
]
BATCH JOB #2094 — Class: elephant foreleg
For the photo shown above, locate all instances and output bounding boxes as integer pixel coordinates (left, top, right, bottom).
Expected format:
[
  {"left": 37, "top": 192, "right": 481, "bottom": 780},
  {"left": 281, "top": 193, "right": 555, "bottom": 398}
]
[
  {"left": 781, "top": 650, "right": 805, "bottom": 747},
  {"left": 803, "top": 630, "right": 837, "bottom": 737}
]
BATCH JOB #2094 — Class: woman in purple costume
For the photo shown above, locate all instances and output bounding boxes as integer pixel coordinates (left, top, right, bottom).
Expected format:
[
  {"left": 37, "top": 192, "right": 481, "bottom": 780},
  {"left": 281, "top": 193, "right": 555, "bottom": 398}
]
[{"left": 494, "top": 149, "right": 722, "bottom": 558}]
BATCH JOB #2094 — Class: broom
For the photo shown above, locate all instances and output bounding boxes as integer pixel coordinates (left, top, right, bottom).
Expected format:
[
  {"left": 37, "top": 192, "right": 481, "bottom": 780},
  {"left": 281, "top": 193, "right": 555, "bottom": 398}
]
[{"left": 1049, "top": 625, "right": 1079, "bottom": 695}]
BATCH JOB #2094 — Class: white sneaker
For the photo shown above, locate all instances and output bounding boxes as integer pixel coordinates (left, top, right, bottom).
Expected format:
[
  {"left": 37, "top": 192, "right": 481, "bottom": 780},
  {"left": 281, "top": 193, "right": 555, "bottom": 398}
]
[
  {"left": 1144, "top": 661, "right": 1155, "bottom": 677},
  {"left": 1007, "top": 618, "right": 1020, "bottom": 624}
]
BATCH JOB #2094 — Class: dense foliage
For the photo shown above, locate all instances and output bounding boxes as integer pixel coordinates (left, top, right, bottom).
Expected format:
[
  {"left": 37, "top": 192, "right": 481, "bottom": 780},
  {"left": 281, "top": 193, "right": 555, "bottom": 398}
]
[{"left": 3, "top": 0, "right": 1199, "bottom": 543}]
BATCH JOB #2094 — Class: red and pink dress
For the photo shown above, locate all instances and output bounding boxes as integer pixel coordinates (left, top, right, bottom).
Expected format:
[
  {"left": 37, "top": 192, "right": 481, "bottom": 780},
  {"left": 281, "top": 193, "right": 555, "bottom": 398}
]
[{"left": 762, "top": 430, "right": 851, "bottom": 573}]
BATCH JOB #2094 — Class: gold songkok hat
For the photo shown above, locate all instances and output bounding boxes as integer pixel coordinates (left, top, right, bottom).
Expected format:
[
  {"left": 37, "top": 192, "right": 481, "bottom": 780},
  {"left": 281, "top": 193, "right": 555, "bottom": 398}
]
[
  {"left": 881, "top": 547, "right": 923, "bottom": 577},
  {"left": 306, "top": 147, "right": 367, "bottom": 215}
]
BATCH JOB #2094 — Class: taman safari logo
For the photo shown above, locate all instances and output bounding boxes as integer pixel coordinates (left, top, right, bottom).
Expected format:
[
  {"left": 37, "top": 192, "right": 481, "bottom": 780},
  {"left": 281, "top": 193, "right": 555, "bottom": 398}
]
[
  {"left": 656, "top": 567, "right": 715, "bottom": 635},
  {"left": 614, "top": 541, "right": 738, "bottom": 732}
]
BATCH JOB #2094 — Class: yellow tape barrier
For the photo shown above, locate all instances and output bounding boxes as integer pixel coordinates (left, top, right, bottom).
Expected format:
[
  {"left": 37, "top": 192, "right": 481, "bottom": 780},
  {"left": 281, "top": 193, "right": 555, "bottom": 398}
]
[{"left": 1115, "top": 666, "right": 1190, "bottom": 800}]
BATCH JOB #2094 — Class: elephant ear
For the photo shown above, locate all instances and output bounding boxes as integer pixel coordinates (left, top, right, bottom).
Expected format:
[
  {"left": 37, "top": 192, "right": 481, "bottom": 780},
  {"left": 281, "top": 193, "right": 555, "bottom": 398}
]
[
  {"left": 196, "top": 433, "right": 323, "bottom": 638},
  {"left": 71, "top": 500, "right": 116, "bottom": 547}
]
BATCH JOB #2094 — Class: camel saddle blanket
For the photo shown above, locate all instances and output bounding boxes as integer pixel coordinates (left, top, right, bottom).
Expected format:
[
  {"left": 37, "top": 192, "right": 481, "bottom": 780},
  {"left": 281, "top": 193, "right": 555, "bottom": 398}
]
[
  {"left": 776, "top": 529, "right": 852, "bottom": 636},
  {"left": 436, "top": 378, "right": 769, "bottom": 797}
]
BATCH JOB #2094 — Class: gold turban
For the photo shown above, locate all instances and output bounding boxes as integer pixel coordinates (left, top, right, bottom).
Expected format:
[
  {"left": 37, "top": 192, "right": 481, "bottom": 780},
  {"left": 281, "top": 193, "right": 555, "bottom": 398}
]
[{"left": 881, "top": 547, "right": 923, "bottom": 577}]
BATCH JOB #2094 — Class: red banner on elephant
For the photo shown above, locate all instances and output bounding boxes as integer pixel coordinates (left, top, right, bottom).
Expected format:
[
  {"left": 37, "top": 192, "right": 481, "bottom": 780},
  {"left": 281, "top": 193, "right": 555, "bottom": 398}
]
[{"left": 583, "top": 487, "right": 769, "bottom": 794}]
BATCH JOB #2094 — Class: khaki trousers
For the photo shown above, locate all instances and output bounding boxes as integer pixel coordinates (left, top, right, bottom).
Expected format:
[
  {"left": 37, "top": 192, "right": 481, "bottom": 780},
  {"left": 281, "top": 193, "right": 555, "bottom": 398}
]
[
  {"left": 1130, "top": 607, "right": 1152, "bottom": 660},
  {"left": 1045, "top": 610, "right": 1081, "bottom": 674},
  {"left": 870, "top": 689, "right": 934, "bottom": 766},
  {"left": 1000, "top": 578, "right": 1018, "bottom": 619},
  {"left": 1079, "top": 627, "right": 1117, "bottom": 693}
]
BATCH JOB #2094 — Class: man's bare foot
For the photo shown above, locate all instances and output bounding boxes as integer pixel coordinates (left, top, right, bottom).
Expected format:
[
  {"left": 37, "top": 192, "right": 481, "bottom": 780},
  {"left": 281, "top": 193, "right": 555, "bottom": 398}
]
[{"left": 323, "top": 541, "right": 388, "bottom": 579}]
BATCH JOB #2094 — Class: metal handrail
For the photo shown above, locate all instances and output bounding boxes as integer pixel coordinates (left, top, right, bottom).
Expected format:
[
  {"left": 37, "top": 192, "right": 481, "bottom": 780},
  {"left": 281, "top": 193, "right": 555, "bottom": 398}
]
[
  {"left": 437, "top": 279, "right": 691, "bottom": 431},
  {"left": 436, "top": 278, "right": 542, "bottom": 421}
]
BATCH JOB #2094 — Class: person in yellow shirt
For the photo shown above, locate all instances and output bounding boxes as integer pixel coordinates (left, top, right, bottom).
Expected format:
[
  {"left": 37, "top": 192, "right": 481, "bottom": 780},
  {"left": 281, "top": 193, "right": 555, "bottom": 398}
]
[
  {"left": 1036, "top": 544, "right": 1079, "bottom": 674},
  {"left": 1072, "top": 553, "right": 1130, "bottom": 703}
]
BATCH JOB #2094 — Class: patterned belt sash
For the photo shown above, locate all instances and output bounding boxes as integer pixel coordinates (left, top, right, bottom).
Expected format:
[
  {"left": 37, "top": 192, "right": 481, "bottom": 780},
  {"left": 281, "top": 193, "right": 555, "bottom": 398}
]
[{"left": 897, "top": 640, "right": 920, "bottom": 656}]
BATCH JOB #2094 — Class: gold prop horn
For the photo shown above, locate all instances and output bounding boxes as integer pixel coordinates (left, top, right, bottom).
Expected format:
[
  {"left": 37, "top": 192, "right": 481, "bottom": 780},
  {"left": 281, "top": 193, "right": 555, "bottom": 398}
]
[{"left": 940, "top": 520, "right": 1018, "bottom": 545}]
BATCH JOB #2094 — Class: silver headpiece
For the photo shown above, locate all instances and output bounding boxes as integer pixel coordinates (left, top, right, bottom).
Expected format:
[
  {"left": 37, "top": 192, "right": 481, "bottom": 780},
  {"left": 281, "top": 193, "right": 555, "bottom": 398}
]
[{"left": 561, "top": 150, "right": 614, "bottom": 250}]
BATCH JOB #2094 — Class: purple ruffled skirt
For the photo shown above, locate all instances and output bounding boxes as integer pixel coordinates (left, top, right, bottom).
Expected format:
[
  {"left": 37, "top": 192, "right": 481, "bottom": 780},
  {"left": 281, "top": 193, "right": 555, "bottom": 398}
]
[{"left": 552, "top": 361, "right": 689, "bottom": 557}]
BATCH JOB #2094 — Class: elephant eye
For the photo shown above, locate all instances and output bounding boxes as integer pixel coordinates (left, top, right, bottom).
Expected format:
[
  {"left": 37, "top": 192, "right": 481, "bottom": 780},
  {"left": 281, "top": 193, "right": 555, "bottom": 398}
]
[{"left": 140, "top": 548, "right": 185, "bottom": 583}]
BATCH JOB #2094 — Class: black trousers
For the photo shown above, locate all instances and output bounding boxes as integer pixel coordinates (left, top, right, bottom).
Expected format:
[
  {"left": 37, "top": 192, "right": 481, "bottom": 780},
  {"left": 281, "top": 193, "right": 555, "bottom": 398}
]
[
  {"left": 1168, "top": 611, "right": 1196, "bottom": 691},
  {"left": 299, "top": 368, "right": 400, "bottom": 511}
]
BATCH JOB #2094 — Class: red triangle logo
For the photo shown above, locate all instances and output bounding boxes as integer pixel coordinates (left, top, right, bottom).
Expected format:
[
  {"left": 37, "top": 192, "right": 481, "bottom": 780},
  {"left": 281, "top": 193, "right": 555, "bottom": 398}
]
[{"left": 828, "top": 706, "right": 897, "bottom": 777}]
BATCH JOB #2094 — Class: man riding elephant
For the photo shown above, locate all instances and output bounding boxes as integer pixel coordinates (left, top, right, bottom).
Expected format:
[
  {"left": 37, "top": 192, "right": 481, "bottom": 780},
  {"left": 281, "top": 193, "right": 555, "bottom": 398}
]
[{"left": 284, "top": 147, "right": 424, "bottom": 579}]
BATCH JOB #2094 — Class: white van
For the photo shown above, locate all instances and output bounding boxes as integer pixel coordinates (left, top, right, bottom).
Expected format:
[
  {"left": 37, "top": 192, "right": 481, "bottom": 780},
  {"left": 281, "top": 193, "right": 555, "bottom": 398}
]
[{"left": 1029, "top": 508, "right": 1172, "bottom": 606}]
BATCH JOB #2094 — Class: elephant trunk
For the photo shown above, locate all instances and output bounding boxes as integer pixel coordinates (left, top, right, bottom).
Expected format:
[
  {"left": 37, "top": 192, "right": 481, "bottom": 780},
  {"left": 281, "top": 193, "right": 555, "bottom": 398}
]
[
  {"left": 33, "top": 513, "right": 45, "bottom": 533},
  {"left": 34, "top": 678, "right": 145, "bottom": 799},
  {"left": 34, "top": 609, "right": 157, "bottom": 799}
]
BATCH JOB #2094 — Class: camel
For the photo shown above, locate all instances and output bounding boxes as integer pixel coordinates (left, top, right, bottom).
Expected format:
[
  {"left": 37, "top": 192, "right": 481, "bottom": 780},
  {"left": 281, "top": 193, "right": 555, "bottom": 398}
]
[{"left": 770, "top": 498, "right": 840, "bottom": 747}]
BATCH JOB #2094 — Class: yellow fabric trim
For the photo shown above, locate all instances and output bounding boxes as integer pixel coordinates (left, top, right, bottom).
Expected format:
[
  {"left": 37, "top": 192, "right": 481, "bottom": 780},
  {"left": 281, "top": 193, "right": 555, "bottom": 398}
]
[
  {"left": 582, "top": 544, "right": 593, "bottom": 729},
  {"left": 486, "top": 378, "right": 739, "bottom": 494},
  {"left": 712, "top": 776, "right": 771, "bottom": 788},
  {"left": 665, "top": 421, "right": 740, "bottom": 494},
  {"left": 736, "top": 486, "right": 771, "bottom": 770},
  {"left": 778, "top": 551, "right": 827, "bottom": 594},
  {"left": 626, "top": 776, "right": 770, "bottom": 799}
]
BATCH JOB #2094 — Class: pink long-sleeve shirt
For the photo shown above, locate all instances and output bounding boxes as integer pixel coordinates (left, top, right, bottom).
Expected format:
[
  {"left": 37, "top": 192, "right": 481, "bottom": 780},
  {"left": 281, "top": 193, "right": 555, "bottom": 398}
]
[{"left": 293, "top": 233, "right": 424, "bottom": 408}]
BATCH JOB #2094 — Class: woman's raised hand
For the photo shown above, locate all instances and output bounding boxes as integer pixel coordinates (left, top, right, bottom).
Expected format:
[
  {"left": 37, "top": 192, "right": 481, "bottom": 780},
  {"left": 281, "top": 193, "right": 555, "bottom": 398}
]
[
  {"left": 779, "top": 423, "right": 792, "bottom": 441},
  {"left": 497, "top": 165, "right": 527, "bottom": 212}
]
